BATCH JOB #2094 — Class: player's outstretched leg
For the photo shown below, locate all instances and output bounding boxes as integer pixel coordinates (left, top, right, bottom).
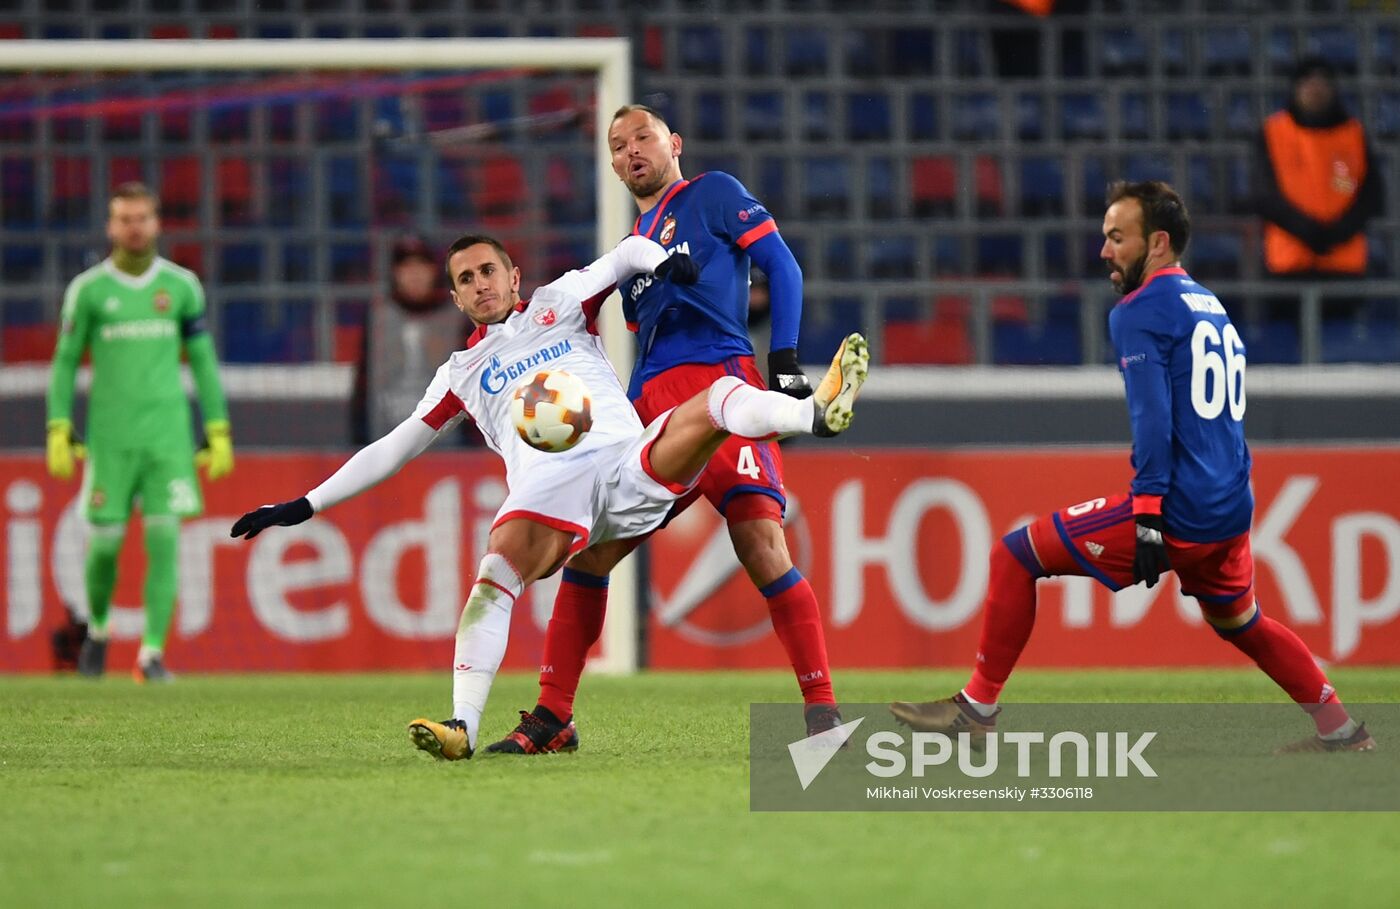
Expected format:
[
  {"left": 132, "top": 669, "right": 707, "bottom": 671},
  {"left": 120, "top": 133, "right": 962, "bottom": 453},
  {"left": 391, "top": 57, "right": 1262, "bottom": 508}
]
[
  {"left": 484, "top": 708, "right": 580, "bottom": 756},
  {"left": 811, "top": 332, "right": 869, "bottom": 437},
  {"left": 407, "top": 718, "right": 473, "bottom": 761}
]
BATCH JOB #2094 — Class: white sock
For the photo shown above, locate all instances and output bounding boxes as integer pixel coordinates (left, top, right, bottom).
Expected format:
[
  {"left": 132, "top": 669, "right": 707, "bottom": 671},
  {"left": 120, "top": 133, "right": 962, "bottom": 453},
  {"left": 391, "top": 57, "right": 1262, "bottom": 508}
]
[
  {"left": 706, "top": 375, "right": 811, "bottom": 439},
  {"left": 452, "top": 552, "right": 524, "bottom": 749},
  {"left": 960, "top": 689, "right": 998, "bottom": 717},
  {"left": 137, "top": 644, "right": 161, "bottom": 665},
  {"left": 88, "top": 624, "right": 110, "bottom": 642},
  {"left": 1320, "top": 717, "right": 1359, "bottom": 740}
]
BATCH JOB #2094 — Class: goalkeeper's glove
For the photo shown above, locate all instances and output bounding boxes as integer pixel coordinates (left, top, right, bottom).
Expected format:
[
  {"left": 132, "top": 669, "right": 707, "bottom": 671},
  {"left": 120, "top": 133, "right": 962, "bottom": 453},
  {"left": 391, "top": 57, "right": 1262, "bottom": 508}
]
[
  {"left": 1132, "top": 513, "right": 1171, "bottom": 588},
  {"left": 230, "top": 497, "right": 313, "bottom": 540},
  {"left": 767, "top": 348, "right": 813, "bottom": 399},
  {"left": 45, "top": 418, "right": 85, "bottom": 480},
  {"left": 196, "top": 420, "right": 234, "bottom": 480},
  {"left": 653, "top": 252, "right": 700, "bottom": 285}
]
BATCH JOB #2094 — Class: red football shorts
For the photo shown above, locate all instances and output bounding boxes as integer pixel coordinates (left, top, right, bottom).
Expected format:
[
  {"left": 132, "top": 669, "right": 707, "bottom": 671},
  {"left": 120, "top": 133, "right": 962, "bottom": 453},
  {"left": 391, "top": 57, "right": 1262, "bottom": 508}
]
[
  {"left": 632, "top": 356, "right": 786, "bottom": 523},
  {"left": 1008, "top": 492, "right": 1256, "bottom": 617}
]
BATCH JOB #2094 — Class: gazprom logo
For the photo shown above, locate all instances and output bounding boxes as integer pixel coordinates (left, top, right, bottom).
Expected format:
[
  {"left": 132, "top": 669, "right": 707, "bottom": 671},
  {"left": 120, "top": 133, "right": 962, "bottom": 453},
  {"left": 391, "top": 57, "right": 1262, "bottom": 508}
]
[{"left": 479, "top": 340, "right": 574, "bottom": 394}]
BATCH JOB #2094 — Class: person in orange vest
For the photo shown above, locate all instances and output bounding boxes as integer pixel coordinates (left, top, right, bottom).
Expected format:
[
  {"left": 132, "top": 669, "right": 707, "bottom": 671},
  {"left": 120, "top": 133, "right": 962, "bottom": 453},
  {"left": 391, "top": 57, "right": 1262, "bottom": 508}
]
[{"left": 1254, "top": 57, "right": 1385, "bottom": 280}]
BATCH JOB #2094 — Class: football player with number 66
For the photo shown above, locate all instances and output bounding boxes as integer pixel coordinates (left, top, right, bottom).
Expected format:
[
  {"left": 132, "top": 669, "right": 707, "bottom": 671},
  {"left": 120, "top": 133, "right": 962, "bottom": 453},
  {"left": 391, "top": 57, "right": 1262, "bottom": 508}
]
[{"left": 892, "top": 181, "right": 1374, "bottom": 755}]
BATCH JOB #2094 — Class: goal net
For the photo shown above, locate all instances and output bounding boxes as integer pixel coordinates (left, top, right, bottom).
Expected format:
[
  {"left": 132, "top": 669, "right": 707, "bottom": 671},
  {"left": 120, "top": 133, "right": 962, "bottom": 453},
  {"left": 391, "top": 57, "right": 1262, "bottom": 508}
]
[{"left": 0, "top": 39, "right": 639, "bottom": 674}]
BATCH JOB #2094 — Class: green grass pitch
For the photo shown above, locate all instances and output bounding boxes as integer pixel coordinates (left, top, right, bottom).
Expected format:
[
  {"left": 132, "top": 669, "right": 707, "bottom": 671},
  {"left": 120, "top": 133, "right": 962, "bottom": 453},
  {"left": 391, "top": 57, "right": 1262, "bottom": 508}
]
[{"left": 3, "top": 668, "right": 1399, "bottom": 907}]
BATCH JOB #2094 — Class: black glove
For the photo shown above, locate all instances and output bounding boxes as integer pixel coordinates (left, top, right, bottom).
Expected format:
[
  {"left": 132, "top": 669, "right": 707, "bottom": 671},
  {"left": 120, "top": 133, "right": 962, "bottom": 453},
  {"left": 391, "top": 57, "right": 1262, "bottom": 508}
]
[
  {"left": 1132, "top": 513, "right": 1171, "bottom": 588},
  {"left": 653, "top": 252, "right": 700, "bottom": 285},
  {"left": 767, "top": 348, "right": 813, "bottom": 399},
  {"left": 230, "top": 497, "right": 314, "bottom": 540}
]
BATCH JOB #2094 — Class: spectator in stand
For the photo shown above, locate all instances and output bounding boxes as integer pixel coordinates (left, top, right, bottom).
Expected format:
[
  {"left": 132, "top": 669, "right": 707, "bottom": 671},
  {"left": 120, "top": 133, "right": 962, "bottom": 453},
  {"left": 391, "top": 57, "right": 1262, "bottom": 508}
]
[
  {"left": 351, "top": 234, "right": 473, "bottom": 446},
  {"left": 1254, "top": 57, "right": 1385, "bottom": 321}
]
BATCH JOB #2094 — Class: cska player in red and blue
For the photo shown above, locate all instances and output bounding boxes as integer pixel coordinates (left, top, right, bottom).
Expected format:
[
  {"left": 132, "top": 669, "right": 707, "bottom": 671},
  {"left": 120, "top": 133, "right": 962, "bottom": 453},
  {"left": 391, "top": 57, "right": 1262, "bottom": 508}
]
[
  {"left": 488, "top": 104, "right": 850, "bottom": 754},
  {"left": 891, "top": 181, "right": 1373, "bottom": 754}
]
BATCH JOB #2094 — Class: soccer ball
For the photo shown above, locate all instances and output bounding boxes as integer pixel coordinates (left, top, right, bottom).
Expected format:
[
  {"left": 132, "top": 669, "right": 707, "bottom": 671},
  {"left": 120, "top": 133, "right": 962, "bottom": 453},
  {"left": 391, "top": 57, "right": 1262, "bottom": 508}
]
[{"left": 510, "top": 370, "right": 594, "bottom": 452}]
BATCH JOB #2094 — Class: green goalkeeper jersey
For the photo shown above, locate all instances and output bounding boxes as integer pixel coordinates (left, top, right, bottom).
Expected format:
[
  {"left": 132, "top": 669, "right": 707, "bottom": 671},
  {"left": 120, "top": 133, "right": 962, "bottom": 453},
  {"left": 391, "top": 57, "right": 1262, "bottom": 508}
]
[{"left": 47, "top": 257, "right": 228, "bottom": 452}]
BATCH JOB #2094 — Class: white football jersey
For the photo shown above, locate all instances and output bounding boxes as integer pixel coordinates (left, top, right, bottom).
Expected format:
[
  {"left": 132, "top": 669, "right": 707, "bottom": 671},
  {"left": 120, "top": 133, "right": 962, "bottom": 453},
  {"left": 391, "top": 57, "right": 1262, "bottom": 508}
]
[{"left": 411, "top": 239, "right": 666, "bottom": 488}]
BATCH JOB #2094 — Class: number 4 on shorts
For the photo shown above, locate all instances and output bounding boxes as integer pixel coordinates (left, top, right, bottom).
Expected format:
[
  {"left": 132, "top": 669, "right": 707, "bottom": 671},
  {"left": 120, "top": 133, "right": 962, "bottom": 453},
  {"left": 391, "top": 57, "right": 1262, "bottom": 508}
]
[{"left": 736, "top": 445, "right": 761, "bottom": 479}]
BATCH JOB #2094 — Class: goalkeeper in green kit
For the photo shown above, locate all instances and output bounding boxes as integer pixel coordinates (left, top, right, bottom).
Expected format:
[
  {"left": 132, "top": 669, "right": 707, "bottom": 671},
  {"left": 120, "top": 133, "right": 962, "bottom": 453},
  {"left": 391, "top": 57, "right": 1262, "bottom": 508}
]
[{"left": 46, "top": 183, "right": 233, "bottom": 682}]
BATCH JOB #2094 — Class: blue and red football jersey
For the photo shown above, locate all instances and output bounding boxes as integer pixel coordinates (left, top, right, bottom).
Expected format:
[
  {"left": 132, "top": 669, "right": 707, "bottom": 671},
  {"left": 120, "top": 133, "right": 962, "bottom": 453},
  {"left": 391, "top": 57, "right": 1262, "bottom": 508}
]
[
  {"left": 620, "top": 172, "right": 792, "bottom": 398},
  {"left": 1109, "top": 266, "right": 1253, "bottom": 542}
]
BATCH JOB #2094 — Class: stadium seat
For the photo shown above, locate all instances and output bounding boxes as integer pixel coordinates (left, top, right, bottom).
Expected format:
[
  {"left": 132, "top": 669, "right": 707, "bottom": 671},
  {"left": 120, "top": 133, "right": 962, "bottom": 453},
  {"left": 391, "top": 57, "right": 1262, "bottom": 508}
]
[
  {"left": 802, "top": 91, "right": 831, "bottom": 141},
  {"left": 911, "top": 156, "right": 956, "bottom": 218},
  {"left": 1, "top": 242, "right": 41, "bottom": 281},
  {"left": 316, "top": 97, "right": 359, "bottom": 143},
  {"left": 49, "top": 155, "right": 91, "bottom": 229},
  {"left": 1061, "top": 94, "right": 1106, "bottom": 141},
  {"left": 1100, "top": 27, "right": 1148, "bottom": 76},
  {"left": 908, "top": 93, "right": 941, "bottom": 141},
  {"left": 1189, "top": 231, "right": 1244, "bottom": 281},
  {"left": 1167, "top": 93, "right": 1210, "bottom": 141},
  {"left": 994, "top": 294, "right": 1081, "bottom": 365},
  {"left": 756, "top": 156, "right": 788, "bottom": 214},
  {"left": 333, "top": 300, "right": 367, "bottom": 363},
  {"left": 882, "top": 296, "right": 973, "bottom": 365},
  {"left": 1268, "top": 26, "right": 1296, "bottom": 76},
  {"left": 327, "top": 156, "right": 365, "bottom": 227},
  {"left": 954, "top": 28, "right": 986, "bottom": 78},
  {"left": 473, "top": 155, "right": 527, "bottom": 227},
  {"left": 1238, "top": 318, "right": 1301, "bottom": 365},
  {"left": 744, "top": 93, "right": 785, "bottom": 142},
  {"left": 217, "top": 158, "right": 255, "bottom": 226},
  {"left": 1306, "top": 26, "right": 1360, "bottom": 74},
  {"left": 267, "top": 158, "right": 311, "bottom": 228},
  {"left": 845, "top": 29, "right": 881, "bottom": 78},
  {"left": 642, "top": 24, "right": 664, "bottom": 72},
  {"left": 825, "top": 236, "right": 855, "bottom": 281},
  {"left": 1375, "top": 92, "right": 1400, "bottom": 139},
  {"left": 847, "top": 93, "right": 892, "bottom": 143},
  {"left": 803, "top": 157, "right": 850, "bottom": 219},
  {"left": 330, "top": 242, "right": 371, "bottom": 284},
  {"left": 1017, "top": 93, "right": 1046, "bottom": 142},
  {"left": 219, "top": 243, "right": 263, "bottom": 285},
  {"left": 1160, "top": 28, "right": 1190, "bottom": 77},
  {"left": 1081, "top": 156, "right": 1108, "bottom": 215},
  {"left": 679, "top": 25, "right": 725, "bottom": 75},
  {"left": 799, "top": 296, "right": 864, "bottom": 362},
  {"left": 974, "top": 156, "right": 1005, "bottom": 217},
  {"left": 866, "top": 157, "right": 896, "bottom": 220},
  {"left": 1020, "top": 157, "right": 1065, "bottom": 217},
  {"left": 1376, "top": 26, "right": 1398, "bottom": 75},
  {"left": 374, "top": 155, "right": 420, "bottom": 225},
  {"left": 1, "top": 324, "right": 57, "bottom": 362},
  {"left": 1204, "top": 26, "right": 1252, "bottom": 77},
  {"left": 890, "top": 28, "right": 936, "bottom": 77},
  {"left": 786, "top": 29, "right": 829, "bottom": 77},
  {"left": 932, "top": 234, "right": 964, "bottom": 275},
  {"left": 952, "top": 94, "right": 1000, "bottom": 141},
  {"left": 1225, "top": 92, "right": 1258, "bottom": 139},
  {"left": 696, "top": 91, "right": 727, "bottom": 141},
  {"left": 744, "top": 26, "right": 771, "bottom": 76},
  {"left": 1321, "top": 317, "right": 1399, "bottom": 363},
  {"left": 1122, "top": 153, "right": 1174, "bottom": 185},
  {"left": 1187, "top": 155, "right": 1218, "bottom": 214},
  {"left": 159, "top": 156, "right": 202, "bottom": 227},
  {"left": 1120, "top": 93, "right": 1150, "bottom": 140},
  {"left": 977, "top": 234, "right": 1023, "bottom": 277},
  {"left": 868, "top": 235, "right": 917, "bottom": 280},
  {"left": 281, "top": 243, "right": 314, "bottom": 283},
  {"left": 1043, "top": 233, "right": 1070, "bottom": 279}
]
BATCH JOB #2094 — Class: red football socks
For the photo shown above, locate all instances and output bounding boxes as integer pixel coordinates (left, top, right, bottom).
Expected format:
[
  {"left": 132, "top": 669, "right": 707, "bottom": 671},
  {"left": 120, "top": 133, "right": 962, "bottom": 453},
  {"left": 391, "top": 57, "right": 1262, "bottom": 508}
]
[
  {"left": 762, "top": 568, "right": 836, "bottom": 705},
  {"left": 964, "top": 539, "right": 1039, "bottom": 705},
  {"left": 536, "top": 569, "right": 609, "bottom": 722},
  {"left": 1225, "top": 614, "right": 1348, "bottom": 735}
]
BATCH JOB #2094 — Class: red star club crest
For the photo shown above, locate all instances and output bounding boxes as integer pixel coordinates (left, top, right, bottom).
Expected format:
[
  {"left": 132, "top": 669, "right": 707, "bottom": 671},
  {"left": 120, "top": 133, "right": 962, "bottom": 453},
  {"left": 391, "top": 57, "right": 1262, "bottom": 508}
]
[{"left": 533, "top": 308, "right": 557, "bottom": 326}]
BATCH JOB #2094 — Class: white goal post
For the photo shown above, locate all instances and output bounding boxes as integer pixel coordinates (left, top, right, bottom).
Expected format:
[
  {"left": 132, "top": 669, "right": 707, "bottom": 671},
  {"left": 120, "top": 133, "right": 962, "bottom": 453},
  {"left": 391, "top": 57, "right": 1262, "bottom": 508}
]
[{"left": 3, "top": 38, "right": 640, "bottom": 673}]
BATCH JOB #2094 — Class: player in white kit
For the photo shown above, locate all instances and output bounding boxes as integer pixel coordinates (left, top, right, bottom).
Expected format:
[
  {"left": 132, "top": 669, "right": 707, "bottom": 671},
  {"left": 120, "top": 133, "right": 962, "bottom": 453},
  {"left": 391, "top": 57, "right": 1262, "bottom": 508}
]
[{"left": 231, "top": 233, "right": 870, "bottom": 760}]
